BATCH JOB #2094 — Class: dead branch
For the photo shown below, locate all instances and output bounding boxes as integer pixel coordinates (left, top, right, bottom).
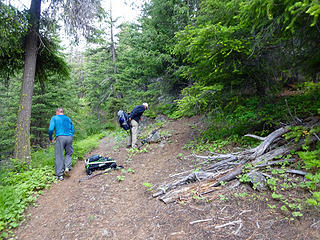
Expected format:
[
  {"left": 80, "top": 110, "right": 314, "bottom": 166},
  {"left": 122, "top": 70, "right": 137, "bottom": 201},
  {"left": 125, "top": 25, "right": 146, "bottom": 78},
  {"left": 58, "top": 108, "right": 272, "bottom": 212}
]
[
  {"left": 255, "top": 159, "right": 297, "bottom": 168},
  {"left": 233, "top": 219, "right": 243, "bottom": 235},
  {"left": 210, "top": 165, "right": 244, "bottom": 187},
  {"left": 153, "top": 171, "right": 216, "bottom": 198},
  {"left": 314, "top": 133, "right": 320, "bottom": 141},
  {"left": 285, "top": 169, "right": 308, "bottom": 176},
  {"left": 189, "top": 218, "right": 213, "bottom": 225},
  {"left": 159, "top": 188, "right": 185, "bottom": 204},
  {"left": 285, "top": 99, "right": 302, "bottom": 124},
  {"left": 154, "top": 119, "right": 319, "bottom": 203},
  {"left": 215, "top": 219, "right": 242, "bottom": 229},
  {"left": 244, "top": 134, "right": 266, "bottom": 141},
  {"left": 250, "top": 127, "right": 290, "bottom": 158},
  {"left": 193, "top": 153, "right": 239, "bottom": 162}
]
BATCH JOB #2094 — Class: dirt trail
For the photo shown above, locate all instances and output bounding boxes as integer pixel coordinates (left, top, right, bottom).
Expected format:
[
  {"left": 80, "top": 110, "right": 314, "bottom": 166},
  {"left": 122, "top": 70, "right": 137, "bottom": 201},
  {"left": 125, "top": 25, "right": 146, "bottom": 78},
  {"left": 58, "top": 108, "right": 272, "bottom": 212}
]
[{"left": 14, "top": 117, "right": 320, "bottom": 240}]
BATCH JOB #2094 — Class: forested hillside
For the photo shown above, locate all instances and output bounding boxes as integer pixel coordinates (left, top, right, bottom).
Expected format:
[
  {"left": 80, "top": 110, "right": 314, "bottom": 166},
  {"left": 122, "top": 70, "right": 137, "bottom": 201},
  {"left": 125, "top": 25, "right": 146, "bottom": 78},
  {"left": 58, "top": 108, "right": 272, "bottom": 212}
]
[
  {"left": 1, "top": 0, "right": 319, "bottom": 158},
  {"left": 0, "top": 0, "right": 319, "bottom": 237}
]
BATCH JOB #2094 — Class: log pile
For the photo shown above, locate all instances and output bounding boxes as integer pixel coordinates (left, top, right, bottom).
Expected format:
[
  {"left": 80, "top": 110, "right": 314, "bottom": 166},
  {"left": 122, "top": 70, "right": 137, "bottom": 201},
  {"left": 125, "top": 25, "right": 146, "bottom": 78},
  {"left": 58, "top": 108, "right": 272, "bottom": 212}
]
[{"left": 153, "top": 117, "right": 319, "bottom": 203}]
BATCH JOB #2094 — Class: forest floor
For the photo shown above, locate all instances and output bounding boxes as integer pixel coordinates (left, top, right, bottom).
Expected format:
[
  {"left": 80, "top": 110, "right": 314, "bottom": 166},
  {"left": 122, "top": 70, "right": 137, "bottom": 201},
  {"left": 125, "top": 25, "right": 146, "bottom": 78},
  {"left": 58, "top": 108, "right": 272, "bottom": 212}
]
[{"left": 14, "top": 116, "right": 320, "bottom": 240}]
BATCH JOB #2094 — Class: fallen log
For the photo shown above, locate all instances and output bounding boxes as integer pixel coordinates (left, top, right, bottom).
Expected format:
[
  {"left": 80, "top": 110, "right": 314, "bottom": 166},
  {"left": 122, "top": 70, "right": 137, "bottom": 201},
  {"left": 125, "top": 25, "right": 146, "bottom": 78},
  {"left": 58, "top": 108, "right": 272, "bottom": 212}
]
[
  {"left": 210, "top": 165, "right": 244, "bottom": 187},
  {"left": 153, "top": 118, "right": 319, "bottom": 203},
  {"left": 247, "top": 127, "right": 290, "bottom": 159},
  {"left": 152, "top": 171, "right": 216, "bottom": 198}
]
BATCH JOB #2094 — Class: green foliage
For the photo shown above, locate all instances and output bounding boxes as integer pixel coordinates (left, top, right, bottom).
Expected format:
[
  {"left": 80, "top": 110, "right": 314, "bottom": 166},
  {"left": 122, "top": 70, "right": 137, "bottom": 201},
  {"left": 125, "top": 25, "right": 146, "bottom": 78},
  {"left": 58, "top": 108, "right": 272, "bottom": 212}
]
[
  {"left": 301, "top": 173, "right": 320, "bottom": 191},
  {"left": 0, "top": 166, "right": 54, "bottom": 232},
  {"left": 284, "top": 126, "right": 306, "bottom": 143},
  {"left": 35, "top": 36, "right": 70, "bottom": 85},
  {"left": 219, "top": 194, "right": 229, "bottom": 201},
  {"left": 286, "top": 0, "right": 320, "bottom": 28},
  {"left": 72, "top": 131, "right": 108, "bottom": 160},
  {"left": 306, "top": 192, "right": 320, "bottom": 207},
  {"left": 0, "top": 76, "right": 20, "bottom": 160},
  {"left": 267, "top": 204, "right": 277, "bottom": 209},
  {"left": 297, "top": 139, "right": 320, "bottom": 208},
  {"left": 179, "top": 85, "right": 319, "bottom": 147},
  {"left": 0, "top": 3, "right": 28, "bottom": 79},
  {"left": 169, "top": 83, "right": 223, "bottom": 119},
  {"left": 298, "top": 148, "right": 320, "bottom": 172},
  {"left": 143, "top": 182, "right": 153, "bottom": 191},
  {"left": 272, "top": 192, "right": 284, "bottom": 200},
  {"left": 281, "top": 205, "right": 289, "bottom": 212},
  {"left": 155, "top": 103, "right": 178, "bottom": 116},
  {"left": 117, "top": 175, "right": 125, "bottom": 181},
  {"left": 184, "top": 138, "right": 231, "bottom": 153},
  {"left": 103, "top": 122, "right": 116, "bottom": 131},
  {"left": 292, "top": 211, "right": 303, "bottom": 217},
  {"left": 75, "top": 0, "right": 202, "bottom": 122},
  {"left": 239, "top": 174, "right": 251, "bottom": 183},
  {"left": 171, "top": 0, "right": 320, "bottom": 125}
]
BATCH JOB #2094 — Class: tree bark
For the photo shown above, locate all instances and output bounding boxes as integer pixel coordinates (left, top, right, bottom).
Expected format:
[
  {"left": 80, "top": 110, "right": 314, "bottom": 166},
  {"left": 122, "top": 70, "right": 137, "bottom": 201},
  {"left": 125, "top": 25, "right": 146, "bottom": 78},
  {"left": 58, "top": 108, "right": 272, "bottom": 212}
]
[
  {"left": 109, "top": 0, "right": 123, "bottom": 99},
  {"left": 14, "top": 0, "right": 41, "bottom": 160},
  {"left": 109, "top": 0, "right": 117, "bottom": 74}
]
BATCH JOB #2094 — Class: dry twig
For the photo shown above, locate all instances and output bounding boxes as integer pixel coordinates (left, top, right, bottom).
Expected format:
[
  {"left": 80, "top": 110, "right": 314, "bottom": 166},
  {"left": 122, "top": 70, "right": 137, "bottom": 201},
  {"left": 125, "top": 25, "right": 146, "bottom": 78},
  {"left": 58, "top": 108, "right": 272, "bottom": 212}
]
[
  {"left": 215, "top": 219, "right": 242, "bottom": 229},
  {"left": 189, "top": 218, "right": 213, "bottom": 225}
]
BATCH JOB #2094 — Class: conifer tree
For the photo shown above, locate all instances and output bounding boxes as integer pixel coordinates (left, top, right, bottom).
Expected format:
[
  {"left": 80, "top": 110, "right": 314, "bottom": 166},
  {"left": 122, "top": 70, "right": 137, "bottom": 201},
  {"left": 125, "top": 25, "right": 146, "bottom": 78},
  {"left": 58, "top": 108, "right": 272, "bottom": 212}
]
[{"left": 13, "top": 0, "right": 104, "bottom": 160}]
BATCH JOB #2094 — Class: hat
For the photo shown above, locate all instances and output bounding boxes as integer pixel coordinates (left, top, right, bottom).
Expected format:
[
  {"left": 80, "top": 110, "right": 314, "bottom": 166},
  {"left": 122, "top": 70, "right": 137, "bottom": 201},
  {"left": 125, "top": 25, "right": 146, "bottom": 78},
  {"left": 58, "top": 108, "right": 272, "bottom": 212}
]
[{"left": 143, "top": 103, "right": 149, "bottom": 109}]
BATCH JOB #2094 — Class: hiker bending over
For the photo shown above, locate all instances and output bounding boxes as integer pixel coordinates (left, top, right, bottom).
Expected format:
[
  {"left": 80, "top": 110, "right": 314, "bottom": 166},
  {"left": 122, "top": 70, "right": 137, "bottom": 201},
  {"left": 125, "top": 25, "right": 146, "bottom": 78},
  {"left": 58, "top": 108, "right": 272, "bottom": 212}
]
[
  {"left": 128, "top": 103, "right": 148, "bottom": 148},
  {"left": 49, "top": 107, "right": 75, "bottom": 181}
]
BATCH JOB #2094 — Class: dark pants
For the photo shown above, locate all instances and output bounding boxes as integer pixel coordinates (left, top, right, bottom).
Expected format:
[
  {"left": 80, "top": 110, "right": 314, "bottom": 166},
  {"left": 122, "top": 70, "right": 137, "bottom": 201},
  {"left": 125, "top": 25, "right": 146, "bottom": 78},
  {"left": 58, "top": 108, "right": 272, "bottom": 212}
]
[{"left": 55, "top": 135, "right": 73, "bottom": 177}]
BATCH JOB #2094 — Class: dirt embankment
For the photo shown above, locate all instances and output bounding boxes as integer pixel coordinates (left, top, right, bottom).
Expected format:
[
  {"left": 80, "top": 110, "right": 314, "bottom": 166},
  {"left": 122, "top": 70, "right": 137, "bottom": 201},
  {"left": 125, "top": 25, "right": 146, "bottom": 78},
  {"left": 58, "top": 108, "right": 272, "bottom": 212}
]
[{"left": 14, "top": 117, "right": 320, "bottom": 240}]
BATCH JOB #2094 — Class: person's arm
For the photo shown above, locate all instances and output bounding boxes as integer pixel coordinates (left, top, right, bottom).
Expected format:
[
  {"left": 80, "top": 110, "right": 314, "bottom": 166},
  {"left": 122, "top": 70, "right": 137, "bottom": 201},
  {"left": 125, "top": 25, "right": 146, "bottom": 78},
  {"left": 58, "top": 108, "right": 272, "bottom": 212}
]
[
  {"left": 71, "top": 121, "right": 75, "bottom": 134},
  {"left": 48, "top": 117, "right": 55, "bottom": 142}
]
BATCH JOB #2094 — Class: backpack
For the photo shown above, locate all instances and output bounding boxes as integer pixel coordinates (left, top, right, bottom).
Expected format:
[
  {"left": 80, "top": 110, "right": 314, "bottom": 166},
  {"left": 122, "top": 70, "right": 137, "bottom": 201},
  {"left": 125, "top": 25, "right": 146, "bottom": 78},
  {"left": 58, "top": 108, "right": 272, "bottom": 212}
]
[
  {"left": 117, "top": 110, "right": 130, "bottom": 130},
  {"left": 85, "top": 155, "right": 118, "bottom": 175}
]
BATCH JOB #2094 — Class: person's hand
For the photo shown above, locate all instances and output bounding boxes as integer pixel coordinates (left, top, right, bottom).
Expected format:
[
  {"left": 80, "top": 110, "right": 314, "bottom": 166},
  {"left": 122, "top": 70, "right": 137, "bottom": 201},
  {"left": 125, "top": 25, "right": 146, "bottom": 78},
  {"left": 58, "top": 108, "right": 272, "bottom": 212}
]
[
  {"left": 50, "top": 139, "right": 54, "bottom": 143},
  {"left": 129, "top": 118, "right": 131, "bottom": 121}
]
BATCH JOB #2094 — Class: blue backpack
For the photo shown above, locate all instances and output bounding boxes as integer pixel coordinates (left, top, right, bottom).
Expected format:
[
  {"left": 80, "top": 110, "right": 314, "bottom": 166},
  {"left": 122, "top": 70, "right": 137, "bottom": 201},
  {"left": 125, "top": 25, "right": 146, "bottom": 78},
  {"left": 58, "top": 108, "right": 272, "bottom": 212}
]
[{"left": 117, "top": 110, "right": 130, "bottom": 130}]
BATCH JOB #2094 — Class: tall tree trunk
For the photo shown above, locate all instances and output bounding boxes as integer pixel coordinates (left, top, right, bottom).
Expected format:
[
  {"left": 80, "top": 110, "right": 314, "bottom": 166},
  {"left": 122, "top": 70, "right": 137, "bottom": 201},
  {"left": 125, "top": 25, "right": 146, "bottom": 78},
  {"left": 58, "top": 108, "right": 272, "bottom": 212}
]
[
  {"left": 109, "top": 0, "right": 122, "bottom": 98},
  {"left": 110, "top": 0, "right": 117, "bottom": 74},
  {"left": 14, "top": 0, "right": 41, "bottom": 160}
]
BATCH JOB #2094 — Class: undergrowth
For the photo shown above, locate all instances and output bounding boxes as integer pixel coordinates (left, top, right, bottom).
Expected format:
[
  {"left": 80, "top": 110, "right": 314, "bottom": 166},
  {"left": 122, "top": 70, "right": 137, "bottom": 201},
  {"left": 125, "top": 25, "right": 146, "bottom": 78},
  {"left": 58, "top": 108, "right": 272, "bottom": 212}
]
[
  {"left": 169, "top": 83, "right": 319, "bottom": 147},
  {"left": 173, "top": 84, "right": 320, "bottom": 219}
]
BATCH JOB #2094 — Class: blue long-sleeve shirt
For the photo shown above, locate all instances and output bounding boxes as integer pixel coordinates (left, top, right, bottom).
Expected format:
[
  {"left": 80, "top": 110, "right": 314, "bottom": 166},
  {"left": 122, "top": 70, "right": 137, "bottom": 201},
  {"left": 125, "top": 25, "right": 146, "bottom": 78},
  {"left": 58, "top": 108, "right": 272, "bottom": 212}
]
[{"left": 48, "top": 115, "right": 75, "bottom": 140}]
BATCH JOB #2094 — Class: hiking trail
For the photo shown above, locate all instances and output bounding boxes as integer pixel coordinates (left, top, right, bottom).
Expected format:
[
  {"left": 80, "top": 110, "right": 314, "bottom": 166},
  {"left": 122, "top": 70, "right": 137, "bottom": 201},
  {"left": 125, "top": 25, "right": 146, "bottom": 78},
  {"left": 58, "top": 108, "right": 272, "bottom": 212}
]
[{"left": 14, "top": 117, "right": 319, "bottom": 240}]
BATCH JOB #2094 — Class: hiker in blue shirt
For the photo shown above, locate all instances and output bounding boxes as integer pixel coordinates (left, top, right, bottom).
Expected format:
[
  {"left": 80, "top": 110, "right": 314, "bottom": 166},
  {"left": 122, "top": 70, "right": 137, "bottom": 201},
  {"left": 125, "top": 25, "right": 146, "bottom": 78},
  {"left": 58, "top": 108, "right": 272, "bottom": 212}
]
[
  {"left": 128, "top": 103, "right": 148, "bottom": 148},
  {"left": 49, "top": 107, "right": 75, "bottom": 180}
]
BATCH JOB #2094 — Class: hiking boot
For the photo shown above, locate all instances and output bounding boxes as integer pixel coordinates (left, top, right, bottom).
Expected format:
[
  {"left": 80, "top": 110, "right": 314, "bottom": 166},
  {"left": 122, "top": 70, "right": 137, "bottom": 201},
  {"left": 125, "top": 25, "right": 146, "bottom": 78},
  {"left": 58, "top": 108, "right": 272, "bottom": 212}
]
[
  {"left": 55, "top": 176, "right": 64, "bottom": 181},
  {"left": 64, "top": 168, "right": 71, "bottom": 177}
]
